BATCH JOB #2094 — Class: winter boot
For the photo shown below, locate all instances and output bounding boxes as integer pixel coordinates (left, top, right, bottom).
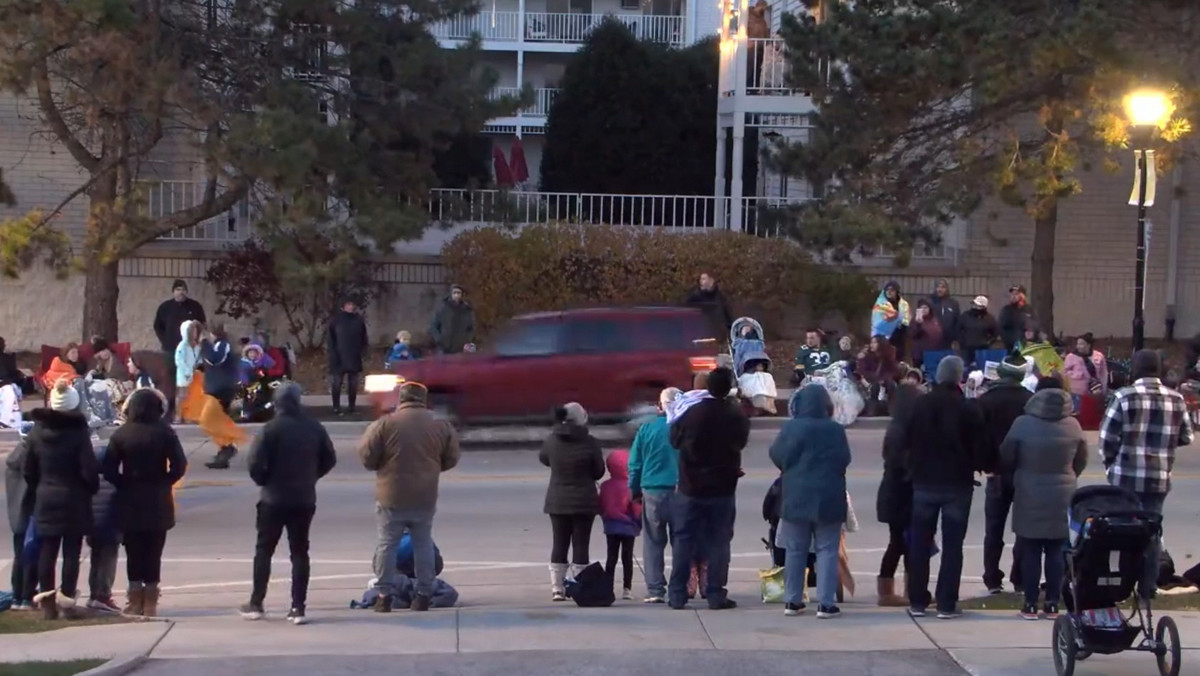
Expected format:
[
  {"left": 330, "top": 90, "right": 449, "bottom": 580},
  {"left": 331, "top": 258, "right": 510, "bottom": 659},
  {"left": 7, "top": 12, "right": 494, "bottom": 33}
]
[
  {"left": 877, "top": 576, "right": 907, "bottom": 607},
  {"left": 550, "top": 563, "right": 568, "bottom": 602},
  {"left": 34, "top": 590, "right": 58, "bottom": 620},
  {"left": 124, "top": 583, "right": 146, "bottom": 616},
  {"left": 205, "top": 445, "right": 237, "bottom": 469},
  {"left": 142, "top": 584, "right": 161, "bottom": 618}
]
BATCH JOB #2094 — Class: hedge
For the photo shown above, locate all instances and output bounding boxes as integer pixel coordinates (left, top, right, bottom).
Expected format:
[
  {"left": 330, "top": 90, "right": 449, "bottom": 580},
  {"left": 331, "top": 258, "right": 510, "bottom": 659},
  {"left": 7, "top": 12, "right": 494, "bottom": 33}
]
[{"left": 441, "top": 224, "right": 875, "bottom": 337}]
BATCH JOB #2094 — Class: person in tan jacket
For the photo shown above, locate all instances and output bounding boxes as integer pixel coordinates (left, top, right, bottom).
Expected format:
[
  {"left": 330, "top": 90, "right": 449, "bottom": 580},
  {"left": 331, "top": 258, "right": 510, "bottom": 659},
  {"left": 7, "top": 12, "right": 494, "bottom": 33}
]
[{"left": 358, "top": 382, "right": 460, "bottom": 612}]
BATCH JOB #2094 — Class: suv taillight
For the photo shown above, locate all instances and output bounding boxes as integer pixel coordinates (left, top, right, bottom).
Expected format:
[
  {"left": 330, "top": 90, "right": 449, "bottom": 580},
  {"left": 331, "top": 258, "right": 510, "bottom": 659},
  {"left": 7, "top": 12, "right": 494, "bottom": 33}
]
[{"left": 689, "top": 356, "right": 718, "bottom": 373}]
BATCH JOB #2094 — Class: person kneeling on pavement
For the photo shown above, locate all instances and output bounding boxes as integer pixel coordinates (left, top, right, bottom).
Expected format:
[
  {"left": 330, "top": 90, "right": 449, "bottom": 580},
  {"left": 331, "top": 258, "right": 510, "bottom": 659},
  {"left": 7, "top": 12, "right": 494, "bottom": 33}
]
[
  {"left": 359, "top": 382, "right": 460, "bottom": 613},
  {"left": 240, "top": 383, "right": 337, "bottom": 625}
]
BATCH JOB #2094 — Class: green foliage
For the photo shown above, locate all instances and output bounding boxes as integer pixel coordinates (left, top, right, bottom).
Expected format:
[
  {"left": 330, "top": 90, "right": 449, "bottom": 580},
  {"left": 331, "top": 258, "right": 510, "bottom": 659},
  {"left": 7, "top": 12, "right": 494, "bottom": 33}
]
[
  {"left": 776, "top": 0, "right": 1199, "bottom": 331},
  {"left": 205, "top": 230, "right": 382, "bottom": 351},
  {"left": 541, "top": 20, "right": 718, "bottom": 198},
  {"left": 0, "top": 211, "right": 73, "bottom": 279},
  {"left": 441, "top": 224, "right": 871, "bottom": 337}
]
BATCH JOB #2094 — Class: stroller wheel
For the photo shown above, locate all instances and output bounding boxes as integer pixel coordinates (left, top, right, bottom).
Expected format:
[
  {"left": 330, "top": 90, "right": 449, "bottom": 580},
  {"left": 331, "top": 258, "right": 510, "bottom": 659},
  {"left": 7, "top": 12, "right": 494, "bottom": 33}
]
[
  {"left": 1156, "top": 615, "right": 1182, "bottom": 676},
  {"left": 1052, "top": 614, "right": 1078, "bottom": 676}
]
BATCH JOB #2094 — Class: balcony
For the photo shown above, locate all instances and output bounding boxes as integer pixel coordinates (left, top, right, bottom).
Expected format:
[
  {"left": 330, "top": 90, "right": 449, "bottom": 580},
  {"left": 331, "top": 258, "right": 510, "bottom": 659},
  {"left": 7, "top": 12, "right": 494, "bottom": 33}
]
[
  {"left": 489, "top": 87, "right": 560, "bottom": 119},
  {"left": 140, "top": 180, "right": 253, "bottom": 243},
  {"left": 432, "top": 11, "right": 686, "bottom": 47}
]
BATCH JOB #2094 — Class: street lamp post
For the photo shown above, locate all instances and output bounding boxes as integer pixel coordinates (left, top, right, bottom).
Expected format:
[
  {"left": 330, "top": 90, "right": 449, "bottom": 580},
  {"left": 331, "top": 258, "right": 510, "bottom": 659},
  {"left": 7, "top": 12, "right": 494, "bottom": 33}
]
[{"left": 1124, "top": 89, "right": 1172, "bottom": 351}]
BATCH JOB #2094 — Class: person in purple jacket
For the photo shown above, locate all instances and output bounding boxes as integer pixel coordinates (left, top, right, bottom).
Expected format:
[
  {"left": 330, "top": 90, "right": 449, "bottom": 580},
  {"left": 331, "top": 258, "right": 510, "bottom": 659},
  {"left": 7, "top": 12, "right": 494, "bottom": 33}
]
[{"left": 599, "top": 449, "right": 642, "bottom": 600}]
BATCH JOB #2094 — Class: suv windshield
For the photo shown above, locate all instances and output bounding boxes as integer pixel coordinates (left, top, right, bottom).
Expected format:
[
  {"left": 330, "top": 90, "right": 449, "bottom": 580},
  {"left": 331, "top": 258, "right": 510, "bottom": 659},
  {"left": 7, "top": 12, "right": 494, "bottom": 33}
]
[{"left": 492, "top": 320, "right": 563, "bottom": 357}]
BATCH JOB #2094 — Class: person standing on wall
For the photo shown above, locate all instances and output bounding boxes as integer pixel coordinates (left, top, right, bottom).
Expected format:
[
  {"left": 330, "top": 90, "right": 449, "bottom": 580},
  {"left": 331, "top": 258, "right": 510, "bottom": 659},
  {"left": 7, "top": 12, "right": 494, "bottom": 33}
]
[
  {"left": 328, "top": 299, "right": 369, "bottom": 416},
  {"left": 152, "top": 280, "right": 206, "bottom": 421},
  {"left": 429, "top": 285, "right": 476, "bottom": 355}
]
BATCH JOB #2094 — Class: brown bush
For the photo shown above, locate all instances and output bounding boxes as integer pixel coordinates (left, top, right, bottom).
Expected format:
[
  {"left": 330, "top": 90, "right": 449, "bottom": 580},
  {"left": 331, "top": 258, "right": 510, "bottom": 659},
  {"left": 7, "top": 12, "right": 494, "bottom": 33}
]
[{"left": 441, "top": 224, "right": 865, "bottom": 338}]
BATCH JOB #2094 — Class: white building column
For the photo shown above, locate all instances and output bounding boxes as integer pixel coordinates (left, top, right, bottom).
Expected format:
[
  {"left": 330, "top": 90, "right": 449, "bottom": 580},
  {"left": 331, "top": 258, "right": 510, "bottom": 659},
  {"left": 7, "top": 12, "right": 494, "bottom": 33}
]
[
  {"left": 517, "top": 0, "right": 526, "bottom": 138},
  {"left": 714, "top": 125, "right": 727, "bottom": 229},
  {"left": 729, "top": 114, "right": 745, "bottom": 232}
]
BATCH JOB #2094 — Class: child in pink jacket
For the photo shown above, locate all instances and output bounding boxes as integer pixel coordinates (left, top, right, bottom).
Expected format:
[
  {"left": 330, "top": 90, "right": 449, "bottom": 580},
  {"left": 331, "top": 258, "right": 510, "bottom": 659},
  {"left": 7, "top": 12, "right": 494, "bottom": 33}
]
[{"left": 599, "top": 449, "right": 642, "bottom": 600}]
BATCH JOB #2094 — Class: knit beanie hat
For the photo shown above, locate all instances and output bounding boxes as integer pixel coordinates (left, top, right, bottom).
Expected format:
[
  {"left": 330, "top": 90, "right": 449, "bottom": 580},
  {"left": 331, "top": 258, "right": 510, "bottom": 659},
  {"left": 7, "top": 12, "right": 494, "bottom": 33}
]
[
  {"left": 397, "top": 382, "right": 428, "bottom": 405},
  {"left": 49, "top": 381, "right": 80, "bottom": 412},
  {"left": 996, "top": 356, "right": 1028, "bottom": 382},
  {"left": 935, "top": 355, "right": 965, "bottom": 385}
]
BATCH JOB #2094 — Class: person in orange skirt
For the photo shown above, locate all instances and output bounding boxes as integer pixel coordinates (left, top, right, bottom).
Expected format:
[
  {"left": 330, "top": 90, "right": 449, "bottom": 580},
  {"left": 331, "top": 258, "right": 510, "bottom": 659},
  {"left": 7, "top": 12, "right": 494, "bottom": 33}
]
[{"left": 199, "top": 323, "right": 247, "bottom": 469}]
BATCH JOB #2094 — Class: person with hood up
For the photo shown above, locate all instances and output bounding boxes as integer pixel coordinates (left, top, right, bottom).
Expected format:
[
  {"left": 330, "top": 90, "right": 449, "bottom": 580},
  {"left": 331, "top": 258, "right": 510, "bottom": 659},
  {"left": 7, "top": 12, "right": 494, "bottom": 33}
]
[
  {"left": 667, "top": 367, "right": 750, "bottom": 610},
  {"left": 686, "top": 272, "right": 734, "bottom": 343},
  {"left": 24, "top": 381, "right": 99, "bottom": 620},
  {"left": 957, "top": 296, "right": 1000, "bottom": 366},
  {"left": 238, "top": 343, "right": 277, "bottom": 386},
  {"left": 102, "top": 389, "right": 187, "bottom": 617},
  {"left": 769, "top": 387, "right": 852, "bottom": 619},
  {"left": 910, "top": 299, "right": 944, "bottom": 368},
  {"left": 539, "top": 402, "right": 605, "bottom": 602},
  {"left": 871, "top": 281, "right": 911, "bottom": 361},
  {"left": 999, "top": 380, "right": 1088, "bottom": 619},
  {"left": 599, "top": 449, "right": 642, "bottom": 600},
  {"left": 929, "top": 280, "right": 961, "bottom": 351},
  {"left": 998, "top": 284, "right": 1035, "bottom": 354},
  {"left": 175, "top": 320, "right": 205, "bottom": 423},
  {"left": 628, "top": 387, "right": 681, "bottom": 604},
  {"left": 200, "top": 323, "right": 247, "bottom": 469},
  {"left": 359, "top": 382, "right": 460, "bottom": 612},
  {"left": 240, "top": 384, "right": 337, "bottom": 625},
  {"left": 5, "top": 423, "right": 37, "bottom": 610},
  {"left": 153, "top": 279, "right": 207, "bottom": 420},
  {"left": 875, "top": 382, "right": 922, "bottom": 607},
  {"left": 328, "top": 299, "right": 369, "bottom": 415},
  {"left": 900, "top": 355, "right": 983, "bottom": 619},
  {"left": 430, "top": 285, "right": 476, "bottom": 355},
  {"left": 976, "top": 357, "right": 1034, "bottom": 594}
]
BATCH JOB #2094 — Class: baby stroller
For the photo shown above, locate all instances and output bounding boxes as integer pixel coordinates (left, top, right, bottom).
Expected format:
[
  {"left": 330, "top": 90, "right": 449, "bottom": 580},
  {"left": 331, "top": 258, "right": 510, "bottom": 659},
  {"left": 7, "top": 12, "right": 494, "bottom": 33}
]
[
  {"left": 731, "top": 317, "right": 778, "bottom": 415},
  {"left": 1053, "top": 485, "right": 1180, "bottom": 676},
  {"left": 237, "top": 372, "right": 288, "bottom": 423}
]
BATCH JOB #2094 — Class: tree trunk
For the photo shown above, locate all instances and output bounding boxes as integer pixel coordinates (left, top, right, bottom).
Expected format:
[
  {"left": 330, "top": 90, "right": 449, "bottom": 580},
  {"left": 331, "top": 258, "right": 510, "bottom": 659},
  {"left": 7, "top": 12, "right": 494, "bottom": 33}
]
[
  {"left": 1030, "top": 196, "right": 1057, "bottom": 337},
  {"left": 82, "top": 257, "right": 120, "bottom": 342}
]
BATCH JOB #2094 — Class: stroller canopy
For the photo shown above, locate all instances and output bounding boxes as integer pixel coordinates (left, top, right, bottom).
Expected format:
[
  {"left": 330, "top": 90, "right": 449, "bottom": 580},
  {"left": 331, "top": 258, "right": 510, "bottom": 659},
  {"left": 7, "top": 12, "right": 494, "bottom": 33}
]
[
  {"left": 1070, "top": 485, "right": 1143, "bottom": 525},
  {"left": 731, "top": 317, "right": 771, "bottom": 376}
]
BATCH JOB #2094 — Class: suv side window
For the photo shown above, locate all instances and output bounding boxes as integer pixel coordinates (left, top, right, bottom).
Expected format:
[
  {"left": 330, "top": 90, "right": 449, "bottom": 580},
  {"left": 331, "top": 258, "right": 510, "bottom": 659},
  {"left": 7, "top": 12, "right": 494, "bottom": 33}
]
[
  {"left": 493, "top": 320, "right": 563, "bottom": 357},
  {"left": 641, "top": 314, "right": 712, "bottom": 351},
  {"left": 564, "top": 318, "right": 634, "bottom": 354}
]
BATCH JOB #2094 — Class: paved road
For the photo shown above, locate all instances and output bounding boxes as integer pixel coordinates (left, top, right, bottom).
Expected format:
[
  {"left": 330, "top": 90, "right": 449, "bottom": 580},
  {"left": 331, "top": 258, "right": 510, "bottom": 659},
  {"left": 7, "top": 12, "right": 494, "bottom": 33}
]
[{"left": 4, "top": 426, "right": 1200, "bottom": 676}]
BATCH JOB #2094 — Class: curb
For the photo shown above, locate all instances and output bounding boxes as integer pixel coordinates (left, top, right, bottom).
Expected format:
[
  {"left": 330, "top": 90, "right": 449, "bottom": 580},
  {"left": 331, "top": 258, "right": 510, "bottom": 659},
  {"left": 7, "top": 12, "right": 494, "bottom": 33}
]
[{"left": 75, "top": 652, "right": 147, "bottom": 676}]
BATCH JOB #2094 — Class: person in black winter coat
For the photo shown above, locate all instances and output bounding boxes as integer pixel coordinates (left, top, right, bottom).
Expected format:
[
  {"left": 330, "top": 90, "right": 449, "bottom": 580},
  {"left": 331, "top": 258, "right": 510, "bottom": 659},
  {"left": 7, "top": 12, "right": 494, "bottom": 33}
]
[
  {"left": 328, "top": 300, "right": 369, "bottom": 415},
  {"left": 686, "top": 272, "right": 734, "bottom": 342},
  {"left": 667, "top": 367, "right": 750, "bottom": 610},
  {"left": 998, "top": 285, "right": 1035, "bottom": 354},
  {"left": 540, "top": 402, "right": 605, "bottom": 601},
  {"left": 5, "top": 433, "right": 36, "bottom": 609},
  {"left": 152, "top": 280, "right": 207, "bottom": 419},
  {"left": 240, "top": 383, "right": 337, "bottom": 624},
  {"left": 875, "top": 382, "right": 921, "bottom": 606},
  {"left": 975, "top": 357, "right": 1034, "bottom": 594},
  {"left": 24, "top": 383, "right": 99, "bottom": 619},
  {"left": 898, "top": 356, "right": 984, "bottom": 618},
  {"left": 929, "top": 280, "right": 961, "bottom": 351},
  {"left": 429, "top": 285, "right": 476, "bottom": 355},
  {"left": 102, "top": 388, "right": 187, "bottom": 617},
  {"left": 957, "top": 296, "right": 1000, "bottom": 366}
]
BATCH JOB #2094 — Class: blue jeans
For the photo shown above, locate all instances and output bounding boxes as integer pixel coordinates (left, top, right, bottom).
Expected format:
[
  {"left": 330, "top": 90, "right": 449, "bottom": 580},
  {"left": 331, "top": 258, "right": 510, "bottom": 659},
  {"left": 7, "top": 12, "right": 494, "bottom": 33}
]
[
  {"left": 373, "top": 505, "right": 436, "bottom": 598},
  {"left": 641, "top": 490, "right": 674, "bottom": 598},
  {"left": 668, "top": 493, "right": 735, "bottom": 607},
  {"left": 778, "top": 519, "right": 841, "bottom": 608},
  {"left": 1018, "top": 537, "right": 1066, "bottom": 606},
  {"left": 1136, "top": 492, "right": 1166, "bottom": 601},
  {"left": 907, "top": 485, "right": 973, "bottom": 613}
]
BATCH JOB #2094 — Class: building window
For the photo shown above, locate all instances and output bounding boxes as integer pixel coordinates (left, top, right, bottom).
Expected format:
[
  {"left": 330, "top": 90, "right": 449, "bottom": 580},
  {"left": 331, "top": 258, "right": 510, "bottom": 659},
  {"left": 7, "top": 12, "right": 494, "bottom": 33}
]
[
  {"left": 288, "top": 23, "right": 328, "bottom": 81},
  {"left": 620, "top": 0, "right": 641, "bottom": 9}
]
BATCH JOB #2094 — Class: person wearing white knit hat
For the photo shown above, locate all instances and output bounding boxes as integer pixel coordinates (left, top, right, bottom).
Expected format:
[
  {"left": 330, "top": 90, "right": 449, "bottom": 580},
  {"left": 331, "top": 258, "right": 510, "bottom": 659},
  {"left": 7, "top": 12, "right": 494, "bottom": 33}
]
[
  {"left": 957, "top": 295, "right": 1000, "bottom": 367},
  {"left": 28, "top": 378, "right": 99, "bottom": 620}
]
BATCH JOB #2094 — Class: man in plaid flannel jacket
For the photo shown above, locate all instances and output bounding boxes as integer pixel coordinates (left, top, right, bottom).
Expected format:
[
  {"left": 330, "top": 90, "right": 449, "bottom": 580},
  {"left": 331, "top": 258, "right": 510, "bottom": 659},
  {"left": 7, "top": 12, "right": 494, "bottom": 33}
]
[{"left": 1098, "top": 350, "right": 1192, "bottom": 599}]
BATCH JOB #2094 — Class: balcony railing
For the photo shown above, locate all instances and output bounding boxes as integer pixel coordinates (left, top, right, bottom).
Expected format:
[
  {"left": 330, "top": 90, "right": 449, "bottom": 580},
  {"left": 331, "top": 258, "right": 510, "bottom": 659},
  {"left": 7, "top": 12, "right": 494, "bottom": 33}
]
[
  {"left": 722, "top": 38, "right": 793, "bottom": 96},
  {"left": 489, "top": 87, "right": 560, "bottom": 117},
  {"left": 433, "top": 11, "right": 686, "bottom": 46},
  {"left": 140, "top": 180, "right": 252, "bottom": 243}
]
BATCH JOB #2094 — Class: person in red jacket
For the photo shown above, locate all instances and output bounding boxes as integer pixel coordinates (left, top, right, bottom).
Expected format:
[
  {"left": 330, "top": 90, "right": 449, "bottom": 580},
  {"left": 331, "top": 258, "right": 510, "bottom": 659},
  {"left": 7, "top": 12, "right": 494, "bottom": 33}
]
[{"left": 599, "top": 449, "right": 642, "bottom": 600}]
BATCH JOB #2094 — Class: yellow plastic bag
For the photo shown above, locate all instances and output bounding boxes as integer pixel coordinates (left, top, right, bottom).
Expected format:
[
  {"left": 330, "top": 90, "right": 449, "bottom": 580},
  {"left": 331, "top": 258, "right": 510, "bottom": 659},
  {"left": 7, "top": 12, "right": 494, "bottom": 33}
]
[{"left": 759, "top": 566, "right": 785, "bottom": 604}]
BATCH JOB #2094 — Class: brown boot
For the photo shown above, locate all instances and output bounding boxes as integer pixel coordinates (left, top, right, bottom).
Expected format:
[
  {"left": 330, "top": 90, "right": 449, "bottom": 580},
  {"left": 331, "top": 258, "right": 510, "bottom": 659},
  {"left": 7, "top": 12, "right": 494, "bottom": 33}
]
[
  {"left": 142, "top": 584, "right": 160, "bottom": 618},
  {"left": 877, "top": 576, "right": 907, "bottom": 607},
  {"left": 124, "top": 584, "right": 145, "bottom": 616}
]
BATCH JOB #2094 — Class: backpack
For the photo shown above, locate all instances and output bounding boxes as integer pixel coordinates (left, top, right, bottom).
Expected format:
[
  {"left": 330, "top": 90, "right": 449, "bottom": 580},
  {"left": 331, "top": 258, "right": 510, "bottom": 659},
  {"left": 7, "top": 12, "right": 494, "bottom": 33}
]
[{"left": 564, "top": 562, "right": 615, "bottom": 608}]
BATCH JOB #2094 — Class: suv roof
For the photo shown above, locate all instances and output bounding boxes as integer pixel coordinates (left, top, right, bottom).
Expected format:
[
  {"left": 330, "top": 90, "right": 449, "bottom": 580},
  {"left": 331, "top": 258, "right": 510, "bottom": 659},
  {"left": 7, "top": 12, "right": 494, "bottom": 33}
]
[{"left": 514, "top": 306, "right": 702, "bottom": 321}]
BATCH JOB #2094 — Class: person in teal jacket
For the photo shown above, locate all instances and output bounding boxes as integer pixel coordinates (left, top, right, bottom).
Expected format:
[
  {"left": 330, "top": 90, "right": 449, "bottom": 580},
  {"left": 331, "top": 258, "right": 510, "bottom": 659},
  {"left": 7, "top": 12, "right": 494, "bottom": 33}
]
[
  {"left": 627, "top": 387, "right": 682, "bottom": 603},
  {"left": 769, "top": 387, "right": 852, "bottom": 619}
]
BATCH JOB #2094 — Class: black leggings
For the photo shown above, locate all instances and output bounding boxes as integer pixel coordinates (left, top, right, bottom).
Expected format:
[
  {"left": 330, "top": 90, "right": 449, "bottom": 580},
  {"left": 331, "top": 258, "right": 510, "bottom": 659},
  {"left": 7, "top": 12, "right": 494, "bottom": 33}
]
[
  {"left": 38, "top": 535, "right": 83, "bottom": 598},
  {"left": 125, "top": 530, "right": 168, "bottom": 584},
  {"left": 880, "top": 521, "right": 908, "bottom": 578},
  {"left": 549, "top": 514, "right": 594, "bottom": 565},
  {"left": 605, "top": 535, "right": 634, "bottom": 590}
]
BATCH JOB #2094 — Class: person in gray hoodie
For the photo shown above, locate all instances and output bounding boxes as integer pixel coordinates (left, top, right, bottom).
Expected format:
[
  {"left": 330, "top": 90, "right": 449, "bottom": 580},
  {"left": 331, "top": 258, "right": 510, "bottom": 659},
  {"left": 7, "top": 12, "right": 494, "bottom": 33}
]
[
  {"left": 5, "top": 425, "right": 36, "bottom": 610},
  {"left": 999, "top": 380, "right": 1088, "bottom": 620}
]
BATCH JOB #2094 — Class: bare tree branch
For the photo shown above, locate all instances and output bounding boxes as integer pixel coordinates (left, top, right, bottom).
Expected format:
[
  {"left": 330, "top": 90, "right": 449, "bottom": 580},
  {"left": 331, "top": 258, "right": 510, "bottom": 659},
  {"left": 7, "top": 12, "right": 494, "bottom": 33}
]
[{"left": 34, "top": 61, "right": 100, "bottom": 173}]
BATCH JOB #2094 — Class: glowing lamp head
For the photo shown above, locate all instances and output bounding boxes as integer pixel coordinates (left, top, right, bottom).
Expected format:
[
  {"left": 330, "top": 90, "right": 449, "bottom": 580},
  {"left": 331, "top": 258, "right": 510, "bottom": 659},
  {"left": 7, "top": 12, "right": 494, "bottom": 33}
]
[{"left": 1124, "top": 89, "right": 1173, "bottom": 129}]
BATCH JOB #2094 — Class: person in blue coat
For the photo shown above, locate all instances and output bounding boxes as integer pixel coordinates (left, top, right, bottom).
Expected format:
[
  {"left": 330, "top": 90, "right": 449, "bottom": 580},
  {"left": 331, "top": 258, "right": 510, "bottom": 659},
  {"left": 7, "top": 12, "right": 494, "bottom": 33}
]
[{"left": 769, "top": 387, "right": 852, "bottom": 620}]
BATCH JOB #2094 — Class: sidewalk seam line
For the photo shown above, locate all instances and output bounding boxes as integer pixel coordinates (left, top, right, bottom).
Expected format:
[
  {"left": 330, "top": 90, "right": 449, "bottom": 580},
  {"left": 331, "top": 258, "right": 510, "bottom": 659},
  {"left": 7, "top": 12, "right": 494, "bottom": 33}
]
[
  {"left": 455, "top": 607, "right": 461, "bottom": 654},
  {"left": 905, "top": 614, "right": 971, "bottom": 676},
  {"left": 695, "top": 609, "right": 717, "bottom": 650},
  {"left": 145, "top": 620, "right": 176, "bottom": 659}
]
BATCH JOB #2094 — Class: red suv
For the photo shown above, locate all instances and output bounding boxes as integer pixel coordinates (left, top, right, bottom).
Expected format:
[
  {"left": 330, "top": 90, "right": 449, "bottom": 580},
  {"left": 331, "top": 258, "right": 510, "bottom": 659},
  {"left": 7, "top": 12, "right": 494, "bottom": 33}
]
[{"left": 365, "top": 306, "right": 718, "bottom": 424}]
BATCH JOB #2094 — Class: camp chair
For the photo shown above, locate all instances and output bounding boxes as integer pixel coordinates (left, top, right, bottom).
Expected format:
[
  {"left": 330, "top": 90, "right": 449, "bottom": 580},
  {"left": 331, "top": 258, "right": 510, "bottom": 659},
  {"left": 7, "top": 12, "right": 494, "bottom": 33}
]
[
  {"left": 973, "top": 349, "right": 1007, "bottom": 372},
  {"left": 920, "top": 349, "right": 954, "bottom": 383}
]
